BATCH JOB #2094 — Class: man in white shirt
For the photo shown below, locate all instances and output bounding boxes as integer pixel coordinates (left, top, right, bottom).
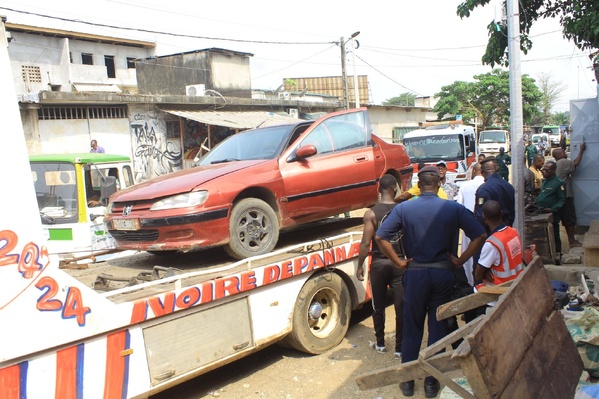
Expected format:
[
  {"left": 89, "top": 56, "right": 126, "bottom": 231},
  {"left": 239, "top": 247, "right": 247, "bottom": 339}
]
[{"left": 456, "top": 162, "right": 484, "bottom": 286}]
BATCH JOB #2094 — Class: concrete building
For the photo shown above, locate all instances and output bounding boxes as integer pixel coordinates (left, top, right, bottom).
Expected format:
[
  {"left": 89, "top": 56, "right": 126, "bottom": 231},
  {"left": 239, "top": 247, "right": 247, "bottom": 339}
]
[{"left": 7, "top": 22, "right": 433, "bottom": 182}]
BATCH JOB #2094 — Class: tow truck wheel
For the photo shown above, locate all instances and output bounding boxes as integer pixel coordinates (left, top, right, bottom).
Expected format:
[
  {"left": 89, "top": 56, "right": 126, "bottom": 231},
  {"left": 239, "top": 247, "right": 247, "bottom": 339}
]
[
  {"left": 225, "top": 198, "right": 279, "bottom": 260},
  {"left": 284, "top": 272, "right": 351, "bottom": 354}
]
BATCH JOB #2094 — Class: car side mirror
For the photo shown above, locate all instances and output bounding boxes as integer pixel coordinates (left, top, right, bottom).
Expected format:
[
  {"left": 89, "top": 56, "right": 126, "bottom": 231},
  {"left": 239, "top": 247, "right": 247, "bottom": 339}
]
[{"left": 289, "top": 144, "right": 318, "bottom": 162}]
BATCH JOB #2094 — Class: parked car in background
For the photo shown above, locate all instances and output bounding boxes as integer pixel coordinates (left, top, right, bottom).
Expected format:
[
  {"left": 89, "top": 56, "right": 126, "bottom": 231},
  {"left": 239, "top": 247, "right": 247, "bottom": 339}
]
[
  {"left": 104, "top": 108, "right": 413, "bottom": 259},
  {"left": 531, "top": 133, "right": 550, "bottom": 155}
]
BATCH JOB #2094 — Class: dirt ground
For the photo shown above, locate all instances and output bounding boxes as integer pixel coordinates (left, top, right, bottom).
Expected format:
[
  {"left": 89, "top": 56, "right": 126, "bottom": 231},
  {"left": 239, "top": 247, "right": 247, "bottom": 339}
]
[{"left": 151, "top": 302, "right": 457, "bottom": 399}]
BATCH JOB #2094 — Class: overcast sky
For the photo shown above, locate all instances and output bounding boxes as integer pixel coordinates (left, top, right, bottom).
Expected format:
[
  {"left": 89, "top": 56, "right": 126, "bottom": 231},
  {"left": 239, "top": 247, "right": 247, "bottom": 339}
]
[{"left": 1, "top": 0, "right": 595, "bottom": 112}]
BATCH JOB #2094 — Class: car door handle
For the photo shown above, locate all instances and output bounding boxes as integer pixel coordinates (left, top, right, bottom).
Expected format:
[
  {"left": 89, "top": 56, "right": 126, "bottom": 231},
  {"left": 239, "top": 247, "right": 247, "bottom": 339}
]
[{"left": 354, "top": 156, "right": 368, "bottom": 162}]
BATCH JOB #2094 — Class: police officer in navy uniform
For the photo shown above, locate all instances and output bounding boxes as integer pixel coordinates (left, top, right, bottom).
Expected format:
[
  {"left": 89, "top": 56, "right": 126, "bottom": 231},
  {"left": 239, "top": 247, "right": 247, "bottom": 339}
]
[
  {"left": 474, "top": 156, "right": 516, "bottom": 231},
  {"left": 375, "top": 166, "right": 487, "bottom": 398}
]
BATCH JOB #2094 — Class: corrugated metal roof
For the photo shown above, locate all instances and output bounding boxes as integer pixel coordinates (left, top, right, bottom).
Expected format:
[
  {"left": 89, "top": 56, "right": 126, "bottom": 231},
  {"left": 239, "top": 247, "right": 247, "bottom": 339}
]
[{"left": 162, "top": 109, "right": 300, "bottom": 129}]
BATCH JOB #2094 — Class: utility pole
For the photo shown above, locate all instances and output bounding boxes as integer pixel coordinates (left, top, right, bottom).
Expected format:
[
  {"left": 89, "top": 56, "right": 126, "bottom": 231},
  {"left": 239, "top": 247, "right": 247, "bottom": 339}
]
[
  {"left": 506, "top": 0, "right": 525, "bottom": 236},
  {"left": 351, "top": 36, "right": 360, "bottom": 108},
  {"left": 340, "top": 37, "right": 349, "bottom": 110}
]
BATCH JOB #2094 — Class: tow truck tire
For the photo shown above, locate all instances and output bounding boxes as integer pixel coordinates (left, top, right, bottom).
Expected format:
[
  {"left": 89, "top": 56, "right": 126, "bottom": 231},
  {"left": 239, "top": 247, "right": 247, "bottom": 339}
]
[
  {"left": 284, "top": 272, "right": 351, "bottom": 354},
  {"left": 225, "top": 198, "right": 279, "bottom": 260}
]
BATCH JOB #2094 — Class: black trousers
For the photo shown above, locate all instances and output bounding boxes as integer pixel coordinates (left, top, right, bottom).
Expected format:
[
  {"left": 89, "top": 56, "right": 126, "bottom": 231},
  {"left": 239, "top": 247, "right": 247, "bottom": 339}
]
[{"left": 369, "top": 257, "right": 404, "bottom": 352}]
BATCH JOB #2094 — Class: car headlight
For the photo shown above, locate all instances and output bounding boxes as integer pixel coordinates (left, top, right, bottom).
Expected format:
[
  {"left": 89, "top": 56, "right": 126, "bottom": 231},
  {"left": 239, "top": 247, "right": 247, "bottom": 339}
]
[{"left": 150, "top": 191, "right": 209, "bottom": 211}]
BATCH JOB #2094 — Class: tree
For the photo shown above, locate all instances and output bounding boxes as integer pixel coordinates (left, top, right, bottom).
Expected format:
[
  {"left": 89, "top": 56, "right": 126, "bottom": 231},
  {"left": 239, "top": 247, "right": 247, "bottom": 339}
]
[
  {"left": 383, "top": 92, "right": 416, "bottom": 106},
  {"left": 536, "top": 73, "right": 566, "bottom": 124},
  {"left": 551, "top": 111, "right": 570, "bottom": 125},
  {"left": 457, "top": 1, "right": 599, "bottom": 67},
  {"left": 433, "top": 69, "right": 542, "bottom": 127}
]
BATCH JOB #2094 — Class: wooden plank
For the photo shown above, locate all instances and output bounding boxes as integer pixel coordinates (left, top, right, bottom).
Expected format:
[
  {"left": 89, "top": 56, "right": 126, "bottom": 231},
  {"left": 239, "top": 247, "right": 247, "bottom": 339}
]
[
  {"left": 418, "top": 357, "right": 477, "bottom": 399},
  {"left": 437, "top": 293, "right": 499, "bottom": 320},
  {"left": 436, "top": 282, "right": 512, "bottom": 320},
  {"left": 498, "top": 311, "right": 583, "bottom": 399},
  {"left": 355, "top": 351, "right": 461, "bottom": 390},
  {"left": 419, "top": 317, "right": 482, "bottom": 359},
  {"left": 464, "top": 257, "right": 554, "bottom": 398}
]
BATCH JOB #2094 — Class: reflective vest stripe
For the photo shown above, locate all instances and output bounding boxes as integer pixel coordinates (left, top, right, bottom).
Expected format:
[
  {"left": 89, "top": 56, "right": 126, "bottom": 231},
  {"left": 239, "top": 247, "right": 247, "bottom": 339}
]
[{"left": 486, "top": 233, "right": 523, "bottom": 280}]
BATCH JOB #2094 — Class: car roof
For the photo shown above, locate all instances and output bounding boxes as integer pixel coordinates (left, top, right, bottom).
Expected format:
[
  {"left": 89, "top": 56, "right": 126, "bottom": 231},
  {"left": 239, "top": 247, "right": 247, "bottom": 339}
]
[{"left": 29, "top": 153, "right": 131, "bottom": 164}]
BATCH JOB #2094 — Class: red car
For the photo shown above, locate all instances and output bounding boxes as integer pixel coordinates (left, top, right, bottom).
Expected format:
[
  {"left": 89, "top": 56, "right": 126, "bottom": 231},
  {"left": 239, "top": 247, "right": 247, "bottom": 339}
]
[{"left": 105, "top": 108, "right": 413, "bottom": 259}]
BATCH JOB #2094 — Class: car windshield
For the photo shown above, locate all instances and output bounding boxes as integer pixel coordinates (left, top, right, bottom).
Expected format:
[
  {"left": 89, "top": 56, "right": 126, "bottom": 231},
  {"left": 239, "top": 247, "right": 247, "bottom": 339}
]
[
  {"left": 543, "top": 127, "right": 560, "bottom": 135},
  {"left": 403, "top": 134, "right": 465, "bottom": 162},
  {"left": 479, "top": 131, "right": 506, "bottom": 143},
  {"left": 30, "top": 162, "right": 79, "bottom": 223},
  {"left": 198, "top": 124, "right": 296, "bottom": 165}
]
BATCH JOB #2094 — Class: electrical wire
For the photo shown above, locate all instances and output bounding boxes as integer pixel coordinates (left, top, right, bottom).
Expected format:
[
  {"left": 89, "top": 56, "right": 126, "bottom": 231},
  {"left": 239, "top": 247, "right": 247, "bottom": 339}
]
[{"left": 0, "top": 6, "right": 335, "bottom": 45}]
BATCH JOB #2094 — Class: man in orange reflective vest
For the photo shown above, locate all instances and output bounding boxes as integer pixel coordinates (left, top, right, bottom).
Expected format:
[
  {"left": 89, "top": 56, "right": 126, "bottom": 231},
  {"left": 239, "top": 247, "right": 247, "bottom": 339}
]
[{"left": 475, "top": 200, "right": 524, "bottom": 286}]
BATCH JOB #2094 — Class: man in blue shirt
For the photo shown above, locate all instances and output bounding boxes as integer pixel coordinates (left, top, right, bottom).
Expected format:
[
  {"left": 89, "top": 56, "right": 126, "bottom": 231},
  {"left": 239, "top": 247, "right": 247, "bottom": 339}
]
[
  {"left": 375, "top": 166, "right": 486, "bottom": 398},
  {"left": 474, "top": 156, "right": 515, "bottom": 230}
]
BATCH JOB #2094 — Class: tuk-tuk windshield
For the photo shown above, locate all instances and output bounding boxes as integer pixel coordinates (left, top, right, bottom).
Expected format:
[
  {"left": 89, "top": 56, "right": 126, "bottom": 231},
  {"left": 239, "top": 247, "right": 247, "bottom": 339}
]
[{"left": 31, "top": 162, "right": 78, "bottom": 222}]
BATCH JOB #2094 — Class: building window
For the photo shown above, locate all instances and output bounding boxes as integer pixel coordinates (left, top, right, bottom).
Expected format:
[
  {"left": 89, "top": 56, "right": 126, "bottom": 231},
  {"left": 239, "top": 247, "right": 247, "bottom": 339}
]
[
  {"left": 37, "top": 106, "right": 128, "bottom": 120},
  {"left": 105, "top": 55, "right": 116, "bottom": 78},
  {"left": 22, "top": 65, "right": 42, "bottom": 83},
  {"left": 166, "top": 121, "right": 181, "bottom": 139},
  {"left": 82, "top": 53, "right": 93, "bottom": 65},
  {"left": 126, "top": 57, "right": 136, "bottom": 69}
]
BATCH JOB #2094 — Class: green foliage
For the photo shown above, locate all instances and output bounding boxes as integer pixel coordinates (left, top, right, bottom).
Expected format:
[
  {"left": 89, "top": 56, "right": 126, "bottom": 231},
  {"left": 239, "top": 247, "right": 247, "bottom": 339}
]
[
  {"left": 383, "top": 92, "right": 416, "bottom": 106},
  {"left": 457, "top": 0, "right": 599, "bottom": 66},
  {"left": 433, "top": 69, "right": 542, "bottom": 126},
  {"left": 551, "top": 111, "right": 570, "bottom": 125}
]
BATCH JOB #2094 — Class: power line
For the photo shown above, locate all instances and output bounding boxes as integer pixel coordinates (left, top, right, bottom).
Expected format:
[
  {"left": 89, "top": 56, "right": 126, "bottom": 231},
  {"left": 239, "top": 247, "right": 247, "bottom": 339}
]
[
  {"left": 0, "top": 6, "right": 335, "bottom": 45},
  {"left": 355, "top": 54, "right": 423, "bottom": 97}
]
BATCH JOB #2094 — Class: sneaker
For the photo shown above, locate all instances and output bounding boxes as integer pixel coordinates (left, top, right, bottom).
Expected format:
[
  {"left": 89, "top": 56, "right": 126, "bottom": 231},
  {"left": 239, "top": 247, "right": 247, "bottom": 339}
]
[
  {"left": 394, "top": 352, "right": 402, "bottom": 360},
  {"left": 368, "top": 341, "right": 387, "bottom": 353}
]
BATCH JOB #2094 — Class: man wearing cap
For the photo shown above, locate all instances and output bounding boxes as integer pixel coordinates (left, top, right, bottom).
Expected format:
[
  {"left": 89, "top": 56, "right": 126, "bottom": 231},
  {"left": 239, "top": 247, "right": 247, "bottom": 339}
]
[
  {"left": 496, "top": 147, "right": 511, "bottom": 181},
  {"left": 436, "top": 161, "right": 459, "bottom": 200},
  {"left": 474, "top": 156, "right": 516, "bottom": 230},
  {"left": 375, "top": 165, "right": 487, "bottom": 398}
]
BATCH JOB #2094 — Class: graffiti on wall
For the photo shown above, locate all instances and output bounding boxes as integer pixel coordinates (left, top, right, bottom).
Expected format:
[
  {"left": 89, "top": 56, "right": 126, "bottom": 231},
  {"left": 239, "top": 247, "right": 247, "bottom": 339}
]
[{"left": 130, "top": 112, "right": 182, "bottom": 181}]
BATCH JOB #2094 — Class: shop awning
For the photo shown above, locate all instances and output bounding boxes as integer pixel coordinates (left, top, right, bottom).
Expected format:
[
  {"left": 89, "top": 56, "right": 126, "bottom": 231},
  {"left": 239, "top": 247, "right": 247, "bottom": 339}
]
[{"left": 162, "top": 109, "right": 300, "bottom": 130}]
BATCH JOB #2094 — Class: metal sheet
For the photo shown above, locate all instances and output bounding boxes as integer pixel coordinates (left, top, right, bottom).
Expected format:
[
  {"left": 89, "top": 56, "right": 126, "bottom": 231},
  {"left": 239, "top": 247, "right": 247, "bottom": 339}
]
[
  {"left": 163, "top": 109, "right": 299, "bottom": 129},
  {"left": 570, "top": 98, "right": 599, "bottom": 226}
]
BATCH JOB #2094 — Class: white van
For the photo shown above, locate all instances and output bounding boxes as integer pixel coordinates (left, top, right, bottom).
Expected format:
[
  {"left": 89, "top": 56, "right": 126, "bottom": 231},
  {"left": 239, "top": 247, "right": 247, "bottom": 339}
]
[{"left": 478, "top": 129, "right": 510, "bottom": 156}]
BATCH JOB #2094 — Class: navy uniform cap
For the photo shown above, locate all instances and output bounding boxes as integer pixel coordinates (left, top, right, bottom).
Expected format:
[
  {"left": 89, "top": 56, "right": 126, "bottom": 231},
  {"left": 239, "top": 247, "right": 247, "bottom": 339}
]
[{"left": 418, "top": 165, "right": 440, "bottom": 177}]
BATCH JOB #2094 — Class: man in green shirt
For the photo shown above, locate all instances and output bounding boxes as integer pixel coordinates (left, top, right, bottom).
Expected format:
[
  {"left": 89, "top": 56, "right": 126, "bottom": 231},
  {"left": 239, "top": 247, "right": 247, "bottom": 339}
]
[
  {"left": 525, "top": 140, "right": 539, "bottom": 168},
  {"left": 536, "top": 161, "right": 566, "bottom": 261},
  {"left": 496, "top": 147, "right": 511, "bottom": 181}
]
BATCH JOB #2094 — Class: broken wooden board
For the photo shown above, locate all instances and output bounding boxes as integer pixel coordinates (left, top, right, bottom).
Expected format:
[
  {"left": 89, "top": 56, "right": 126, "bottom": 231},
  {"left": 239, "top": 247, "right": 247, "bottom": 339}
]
[
  {"left": 457, "top": 257, "right": 583, "bottom": 399},
  {"left": 436, "top": 281, "right": 513, "bottom": 321},
  {"left": 355, "top": 256, "right": 584, "bottom": 399}
]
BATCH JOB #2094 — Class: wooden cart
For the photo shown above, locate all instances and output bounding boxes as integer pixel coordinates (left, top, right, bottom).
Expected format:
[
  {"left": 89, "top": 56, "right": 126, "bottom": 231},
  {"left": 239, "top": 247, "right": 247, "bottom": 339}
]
[{"left": 355, "top": 256, "right": 583, "bottom": 398}]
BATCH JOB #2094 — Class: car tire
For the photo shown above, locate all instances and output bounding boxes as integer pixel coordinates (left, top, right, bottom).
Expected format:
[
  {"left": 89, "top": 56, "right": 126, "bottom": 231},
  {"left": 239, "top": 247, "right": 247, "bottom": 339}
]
[
  {"left": 283, "top": 272, "right": 351, "bottom": 354},
  {"left": 224, "top": 198, "right": 279, "bottom": 260}
]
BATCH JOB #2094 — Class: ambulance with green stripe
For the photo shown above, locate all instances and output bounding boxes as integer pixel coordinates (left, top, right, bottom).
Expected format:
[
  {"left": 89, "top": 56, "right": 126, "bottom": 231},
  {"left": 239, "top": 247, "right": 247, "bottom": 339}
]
[{"left": 29, "top": 153, "right": 134, "bottom": 259}]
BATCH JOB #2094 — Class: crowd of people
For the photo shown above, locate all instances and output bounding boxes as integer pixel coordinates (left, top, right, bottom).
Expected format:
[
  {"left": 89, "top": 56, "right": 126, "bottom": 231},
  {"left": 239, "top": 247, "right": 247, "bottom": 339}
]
[{"left": 357, "top": 138, "right": 586, "bottom": 397}]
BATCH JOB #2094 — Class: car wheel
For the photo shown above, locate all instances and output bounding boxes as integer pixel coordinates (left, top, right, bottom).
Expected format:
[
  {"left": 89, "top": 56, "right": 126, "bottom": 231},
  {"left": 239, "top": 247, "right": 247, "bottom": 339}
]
[
  {"left": 224, "top": 198, "right": 279, "bottom": 260},
  {"left": 283, "top": 272, "right": 351, "bottom": 354}
]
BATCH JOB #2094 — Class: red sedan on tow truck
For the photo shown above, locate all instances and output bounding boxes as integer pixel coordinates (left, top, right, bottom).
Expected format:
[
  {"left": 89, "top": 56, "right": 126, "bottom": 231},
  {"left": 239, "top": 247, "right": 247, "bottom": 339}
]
[{"left": 104, "top": 108, "right": 413, "bottom": 259}]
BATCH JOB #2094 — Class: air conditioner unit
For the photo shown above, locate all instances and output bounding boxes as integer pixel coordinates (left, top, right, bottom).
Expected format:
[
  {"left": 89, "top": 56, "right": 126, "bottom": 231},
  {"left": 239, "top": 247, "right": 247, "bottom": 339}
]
[
  {"left": 278, "top": 92, "right": 290, "bottom": 100},
  {"left": 288, "top": 108, "right": 299, "bottom": 118},
  {"left": 186, "top": 84, "right": 205, "bottom": 96}
]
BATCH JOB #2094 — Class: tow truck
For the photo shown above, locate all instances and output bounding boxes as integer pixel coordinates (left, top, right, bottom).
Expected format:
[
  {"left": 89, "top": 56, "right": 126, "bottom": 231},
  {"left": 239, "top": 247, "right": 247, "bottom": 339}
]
[{"left": 0, "top": 18, "right": 394, "bottom": 399}]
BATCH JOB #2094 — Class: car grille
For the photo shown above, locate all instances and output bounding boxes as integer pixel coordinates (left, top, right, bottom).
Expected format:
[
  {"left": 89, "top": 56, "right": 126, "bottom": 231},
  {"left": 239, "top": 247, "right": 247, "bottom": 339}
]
[
  {"left": 109, "top": 200, "right": 154, "bottom": 215},
  {"left": 109, "top": 229, "right": 159, "bottom": 242}
]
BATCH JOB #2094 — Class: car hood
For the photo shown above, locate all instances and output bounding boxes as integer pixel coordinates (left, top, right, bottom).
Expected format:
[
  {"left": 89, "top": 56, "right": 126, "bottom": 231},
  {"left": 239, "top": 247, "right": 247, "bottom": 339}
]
[{"left": 112, "top": 160, "right": 267, "bottom": 201}]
